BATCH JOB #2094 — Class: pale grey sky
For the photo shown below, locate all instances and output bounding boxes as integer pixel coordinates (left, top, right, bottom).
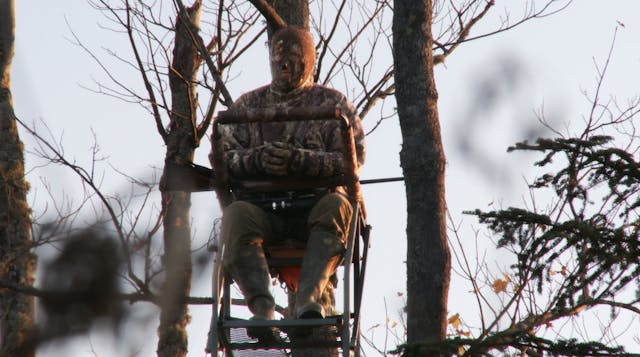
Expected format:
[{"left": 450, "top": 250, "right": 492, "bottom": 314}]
[{"left": 12, "top": 1, "right": 640, "bottom": 355}]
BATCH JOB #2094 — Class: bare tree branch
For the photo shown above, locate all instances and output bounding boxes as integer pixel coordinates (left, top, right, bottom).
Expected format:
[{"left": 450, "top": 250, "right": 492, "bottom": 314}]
[
  {"left": 247, "top": 0, "right": 286, "bottom": 30},
  {"left": 16, "top": 117, "right": 148, "bottom": 291},
  {"left": 173, "top": 0, "right": 234, "bottom": 107}
]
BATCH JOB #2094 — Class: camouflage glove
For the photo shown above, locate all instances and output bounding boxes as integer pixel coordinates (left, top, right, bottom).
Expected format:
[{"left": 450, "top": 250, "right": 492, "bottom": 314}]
[
  {"left": 262, "top": 142, "right": 345, "bottom": 177},
  {"left": 289, "top": 149, "right": 344, "bottom": 177},
  {"left": 226, "top": 145, "right": 269, "bottom": 178},
  {"left": 261, "top": 141, "right": 295, "bottom": 176}
]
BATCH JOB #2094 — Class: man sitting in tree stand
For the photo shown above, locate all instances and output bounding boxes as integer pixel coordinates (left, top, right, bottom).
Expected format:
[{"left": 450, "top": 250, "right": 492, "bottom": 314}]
[{"left": 210, "top": 26, "right": 365, "bottom": 342}]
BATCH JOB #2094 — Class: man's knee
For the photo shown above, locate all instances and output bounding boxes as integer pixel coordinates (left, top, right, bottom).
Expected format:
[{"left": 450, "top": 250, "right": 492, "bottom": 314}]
[
  {"left": 308, "top": 193, "right": 353, "bottom": 237},
  {"left": 221, "top": 201, "right": 269, "bottom": 246},
  {"left": 223, "top": 201, "right": 262, "bottom": 225}
]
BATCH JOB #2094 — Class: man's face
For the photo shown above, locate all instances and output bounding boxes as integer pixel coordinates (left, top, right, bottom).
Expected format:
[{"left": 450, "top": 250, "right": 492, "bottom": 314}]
[{"left": 270, "top": 40, "right": 306, "bottom": 92}]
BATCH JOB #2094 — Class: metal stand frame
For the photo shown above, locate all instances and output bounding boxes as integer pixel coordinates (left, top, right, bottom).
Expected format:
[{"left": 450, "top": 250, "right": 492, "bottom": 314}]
[
  {"left": 205, "top": 107, "right": 370, "bottom": 356},
  {"left": 206, "top": 203, "right": 370, "bottom": 357}
]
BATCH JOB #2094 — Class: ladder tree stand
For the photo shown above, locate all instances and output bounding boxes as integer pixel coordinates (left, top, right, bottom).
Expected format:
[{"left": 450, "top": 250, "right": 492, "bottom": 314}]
[{"left": 187, "top": 106, "right": 373, "bottom": 356}]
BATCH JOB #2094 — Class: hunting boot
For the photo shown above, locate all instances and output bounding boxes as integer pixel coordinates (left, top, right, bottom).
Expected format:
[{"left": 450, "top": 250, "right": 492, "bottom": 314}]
[
  {"left": 220, "top": 201, "right": 280, "bottom": 342},
  {"left": 289, "top": 279, "right": 340, "bottom": 357},
  {"left": 247, "top": 296, "right": 281, "bottom": 344},
  {"left": 224, "top": 242, "right": 280, "bottom": 343},
  {"left": 295, "top": 231, "right": 345, "bottom": 319}
]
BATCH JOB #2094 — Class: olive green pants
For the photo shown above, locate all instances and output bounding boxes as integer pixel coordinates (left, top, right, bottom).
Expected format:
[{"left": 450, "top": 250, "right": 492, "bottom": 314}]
[{"left": 220, "top": 192, "right": 353, "bottom": 316}]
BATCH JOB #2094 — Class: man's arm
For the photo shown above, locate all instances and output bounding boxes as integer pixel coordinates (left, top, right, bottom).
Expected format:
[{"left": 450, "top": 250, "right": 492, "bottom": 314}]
[
  {"left": 271, "top": 104, "right": 364, "bottom": 178},
  {"left": 288, "top": 146, "right": 345, "bottom": 177},
  {"left": 279, "top": 97, "right": 365, "bottom": 178},
  {"left": 340, "top": 97, "right": 366, "bottom": 171},
  {"left": 211, "top": 91, "right": 365, "bottom": 179},
  {"left": 218, "top": 123, "right": 269, "bottom": 178}
]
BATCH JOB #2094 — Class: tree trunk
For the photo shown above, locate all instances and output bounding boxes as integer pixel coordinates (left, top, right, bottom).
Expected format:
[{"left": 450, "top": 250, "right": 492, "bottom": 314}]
[
  {"left": 0, "top": 0, "right": 36, "bottom": 356},
  {"left": 266, "top": 0, "right": 309, "bottom": 36},
  {"left": 392, "top": 0, "right": 451, "bottom": 351},
  {"left": 156, "top": 2, "right": 202, "bottom": 357}
]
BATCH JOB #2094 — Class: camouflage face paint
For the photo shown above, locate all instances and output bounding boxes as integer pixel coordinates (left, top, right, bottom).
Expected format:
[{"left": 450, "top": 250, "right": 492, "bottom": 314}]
[{"left": 269, "top": 27, "right": 316, "bottom": 93}]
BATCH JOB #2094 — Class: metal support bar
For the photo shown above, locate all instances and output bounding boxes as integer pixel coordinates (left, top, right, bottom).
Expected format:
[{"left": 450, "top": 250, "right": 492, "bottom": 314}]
[{"left": 206, "top": 107, "right": 371, "bottom": 356}]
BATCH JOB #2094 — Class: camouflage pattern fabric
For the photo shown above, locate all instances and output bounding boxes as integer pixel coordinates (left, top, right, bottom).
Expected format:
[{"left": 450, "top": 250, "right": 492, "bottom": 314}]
[
  {"left": 212, "top": 83, "right": 365, "bottom": 180},
  {"left": 210, "top": 27, "right": 365, "bottom": 356}
]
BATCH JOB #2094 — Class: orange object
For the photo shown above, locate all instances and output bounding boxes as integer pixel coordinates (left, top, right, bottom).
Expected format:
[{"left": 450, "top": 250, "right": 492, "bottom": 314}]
[{"left": 277, "top": 266, "right": 301, "bottom": 292}]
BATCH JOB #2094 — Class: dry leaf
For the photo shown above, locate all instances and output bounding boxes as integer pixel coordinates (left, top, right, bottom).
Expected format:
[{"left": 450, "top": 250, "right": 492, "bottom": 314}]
[
  {"left": 492, "top": 278, "right": 508, "bottom": 293},
  {"left": 560, "top": 265, "right": 568, "bottom": 276},
  {"left": 572, "top": 304, "right": 587, "bottom": 315},
  {"left": 448, "top": 313, "right": 461, "bottom": 329}
]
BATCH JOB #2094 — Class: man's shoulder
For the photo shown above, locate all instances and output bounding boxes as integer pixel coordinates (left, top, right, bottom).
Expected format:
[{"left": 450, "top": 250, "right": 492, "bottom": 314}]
[
  {"left": 231, "top": 83, "right": 351, "bottom": 108},
  {"left": 306, "top": 84, "right": 358, "bottom": 115},
  {"left": 233, "top": 84, "right": 271, "bottom": 107},
  {"left": 308, "top": 84, "right": 347, "bottom": 99},
  {"left": 304, "top": 84, "right": 353, "bottom": 109},
  {"left": 244, "top": 84, "right": 271, "bottom": 96}
]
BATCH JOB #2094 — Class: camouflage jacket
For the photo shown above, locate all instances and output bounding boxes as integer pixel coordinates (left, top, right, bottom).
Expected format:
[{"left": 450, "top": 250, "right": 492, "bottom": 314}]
[{"left": 212, "top": 84, "right": 365, "bottom": 181}]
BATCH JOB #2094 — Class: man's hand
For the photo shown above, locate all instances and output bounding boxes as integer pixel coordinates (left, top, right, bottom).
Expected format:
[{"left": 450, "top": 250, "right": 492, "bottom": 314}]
[{"left": 261, "top": 141, "right": 295, "bottom": 176}]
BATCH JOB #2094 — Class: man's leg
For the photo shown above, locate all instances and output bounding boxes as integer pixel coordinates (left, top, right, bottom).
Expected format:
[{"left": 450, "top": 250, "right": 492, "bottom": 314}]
[
  {"left": 296, "top": 193, "right": 353, "bottom": 318},
  {"left": 220, "top": 201, "right": 275, "bottom": 320}
]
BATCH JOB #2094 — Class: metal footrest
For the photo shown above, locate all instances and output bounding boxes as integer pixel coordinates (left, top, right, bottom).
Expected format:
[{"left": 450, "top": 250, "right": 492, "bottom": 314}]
[{"left": 217, "top": 316, "right": 351, "bottom": 355}]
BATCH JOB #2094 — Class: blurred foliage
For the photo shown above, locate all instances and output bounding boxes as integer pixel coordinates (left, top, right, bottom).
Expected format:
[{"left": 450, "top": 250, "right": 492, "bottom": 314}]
[{"left": 394, "top": 132, "right": 640, "bottom": 356}]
